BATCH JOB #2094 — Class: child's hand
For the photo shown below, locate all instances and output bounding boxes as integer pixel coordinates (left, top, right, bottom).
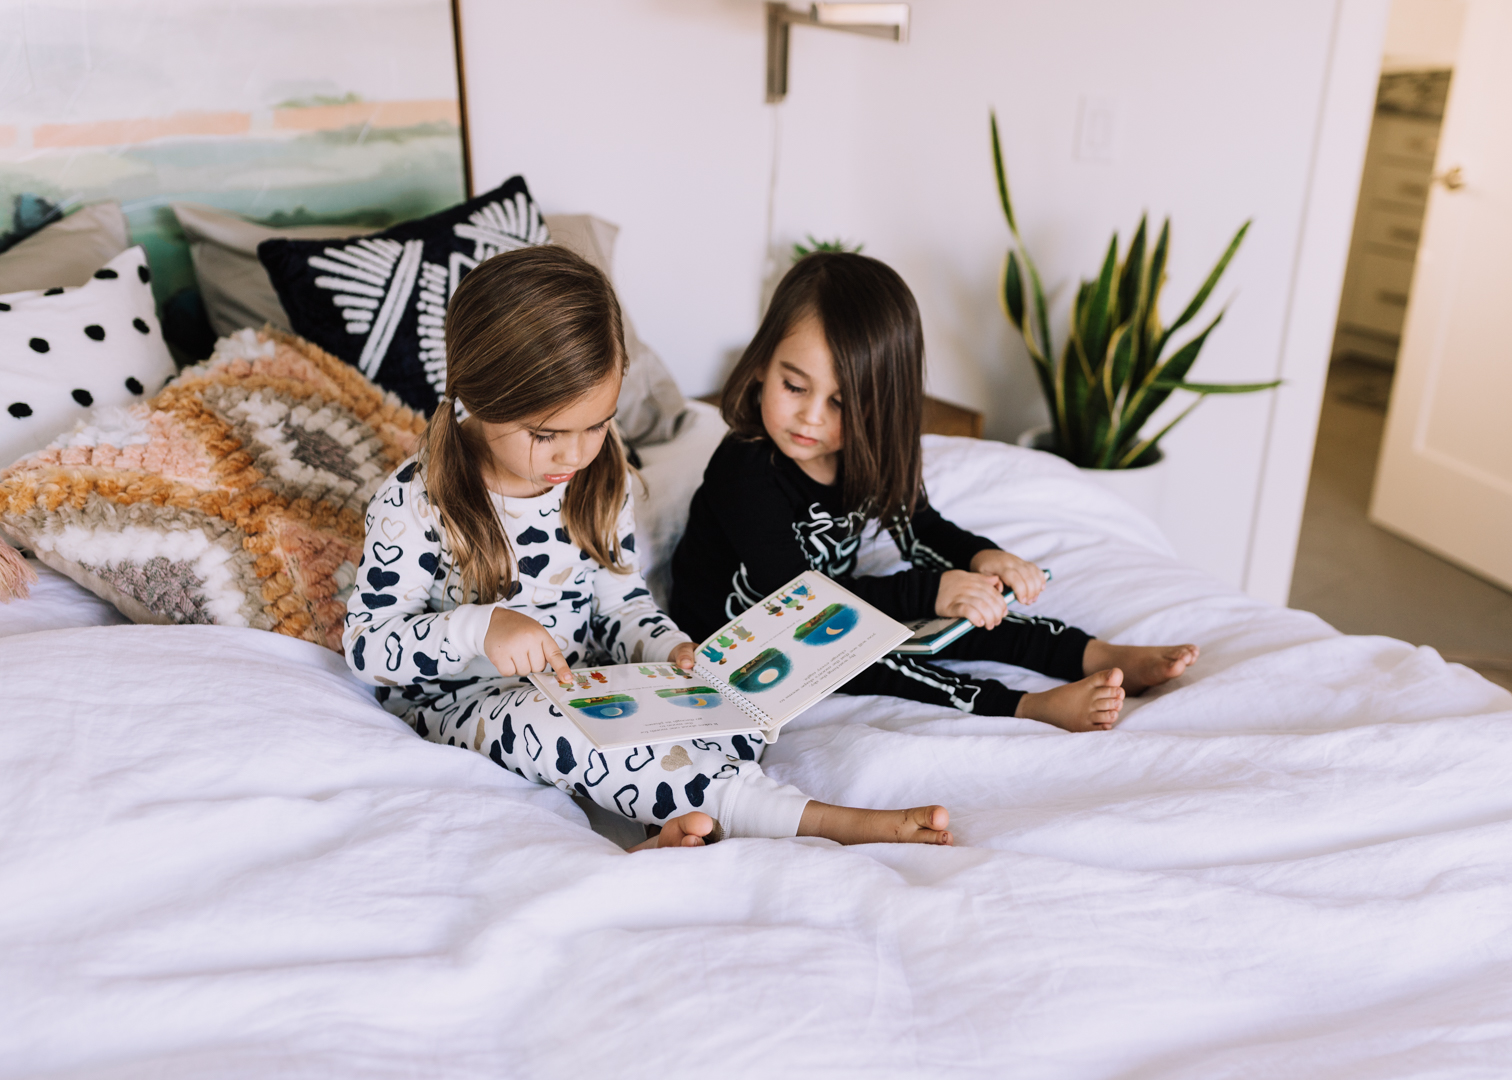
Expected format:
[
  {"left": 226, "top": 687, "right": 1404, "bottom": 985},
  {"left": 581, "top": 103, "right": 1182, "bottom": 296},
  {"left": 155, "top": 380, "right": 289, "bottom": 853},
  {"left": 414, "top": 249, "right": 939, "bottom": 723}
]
[
  {"left": 669, "top": 641, "right": 698, "bottom": 671},
  {"left": 970, "top": 549, "right": 1046, "bottom": 605},
  {"left": 484, "top": 607, "right": 572, "bottom": 684},
  {"left": 937, "top": 569, "right": 1010, "bottom": 629}
]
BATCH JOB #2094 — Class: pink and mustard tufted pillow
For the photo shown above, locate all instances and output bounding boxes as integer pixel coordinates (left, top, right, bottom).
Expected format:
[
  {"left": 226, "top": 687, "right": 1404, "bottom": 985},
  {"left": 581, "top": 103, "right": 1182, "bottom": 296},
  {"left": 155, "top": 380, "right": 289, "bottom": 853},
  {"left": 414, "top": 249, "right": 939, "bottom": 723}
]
[{"left": 0, "top": 329, "right": 427, "bottom": 650}]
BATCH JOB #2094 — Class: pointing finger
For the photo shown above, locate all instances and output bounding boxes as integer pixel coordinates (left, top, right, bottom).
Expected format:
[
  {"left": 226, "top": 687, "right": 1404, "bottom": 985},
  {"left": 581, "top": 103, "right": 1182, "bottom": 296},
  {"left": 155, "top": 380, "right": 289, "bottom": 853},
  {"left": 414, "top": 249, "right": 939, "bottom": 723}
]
[{"left": 542, "top": 633, "right": 572, "bottom": 685}]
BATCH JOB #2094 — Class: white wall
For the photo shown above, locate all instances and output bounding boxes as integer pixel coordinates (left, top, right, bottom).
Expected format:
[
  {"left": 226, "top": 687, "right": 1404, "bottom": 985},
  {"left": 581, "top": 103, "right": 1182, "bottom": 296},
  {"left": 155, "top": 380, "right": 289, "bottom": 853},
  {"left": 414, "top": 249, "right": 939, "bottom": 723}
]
[{"left": 460, "top": 0, "right": 1388, "bottom": 598}]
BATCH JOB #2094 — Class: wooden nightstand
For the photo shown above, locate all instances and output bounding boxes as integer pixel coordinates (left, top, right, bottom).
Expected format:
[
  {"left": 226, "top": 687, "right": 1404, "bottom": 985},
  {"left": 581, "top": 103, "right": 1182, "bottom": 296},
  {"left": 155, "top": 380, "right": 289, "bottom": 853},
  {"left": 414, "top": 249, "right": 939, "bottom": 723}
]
[{"left": 695, "top": 393, "right": 983, "bottom": 439}]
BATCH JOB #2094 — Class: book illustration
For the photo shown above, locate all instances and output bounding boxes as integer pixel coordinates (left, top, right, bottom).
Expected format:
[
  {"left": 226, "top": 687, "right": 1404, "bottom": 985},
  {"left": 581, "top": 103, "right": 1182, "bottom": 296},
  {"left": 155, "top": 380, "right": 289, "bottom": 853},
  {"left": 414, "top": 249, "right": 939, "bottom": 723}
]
[
  {"left": 590, "top": 671, "right": 608, "bottom": 683},
  {"left": 763, "top": 582, "right": 813, "bottom": 616},
  {"left": 700, "top": 643, "right": 728, "bottom": 665},
  {"left": 568, "top": 692, "right": 639, "bottom": 720},
  {"left": 728, "top": 647, "right": 792, "bottom": 693},
  {"left": 573, "top": 672, "right": 593, "bottom": 690},
  {"left": 655, "top": 686, "right": 724, "bottom": 709},
  {"left": 791, "top": 602, "right": 858, "bottom": 646}
]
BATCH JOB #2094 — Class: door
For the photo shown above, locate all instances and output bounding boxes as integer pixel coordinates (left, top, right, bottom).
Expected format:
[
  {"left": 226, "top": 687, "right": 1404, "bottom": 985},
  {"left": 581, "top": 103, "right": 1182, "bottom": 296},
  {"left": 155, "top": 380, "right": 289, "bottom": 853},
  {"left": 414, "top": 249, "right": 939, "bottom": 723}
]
[{"left": 1370, "top": 0, "right": 1512, "bottom": 590}]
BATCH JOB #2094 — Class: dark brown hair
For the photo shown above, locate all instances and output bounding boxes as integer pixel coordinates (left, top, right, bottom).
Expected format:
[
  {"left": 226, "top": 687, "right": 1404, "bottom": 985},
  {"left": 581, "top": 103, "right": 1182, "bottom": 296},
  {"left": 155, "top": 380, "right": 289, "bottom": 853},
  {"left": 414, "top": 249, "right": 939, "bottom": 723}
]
[
  {"left": 422, "top": 244, "right": 630, "bottom": 603},
  {"left": 721, "top": 252, "right": 925, "bottom": 525}
]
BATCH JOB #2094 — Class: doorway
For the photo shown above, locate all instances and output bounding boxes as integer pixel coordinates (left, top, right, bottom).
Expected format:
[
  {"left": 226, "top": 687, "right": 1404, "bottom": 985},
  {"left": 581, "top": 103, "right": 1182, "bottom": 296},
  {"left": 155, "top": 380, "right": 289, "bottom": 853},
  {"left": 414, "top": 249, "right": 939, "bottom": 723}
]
[{"left": 1288, "top": 0, "right": 1512, "bottom": 691}]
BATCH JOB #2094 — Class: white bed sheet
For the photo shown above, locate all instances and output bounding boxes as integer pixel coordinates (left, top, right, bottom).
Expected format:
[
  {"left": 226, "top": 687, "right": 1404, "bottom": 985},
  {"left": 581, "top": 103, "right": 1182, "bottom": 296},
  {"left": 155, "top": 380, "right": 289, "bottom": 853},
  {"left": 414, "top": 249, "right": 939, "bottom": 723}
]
[{"left": 2, "top": 435, "right": 1510, "bottom": 1080}]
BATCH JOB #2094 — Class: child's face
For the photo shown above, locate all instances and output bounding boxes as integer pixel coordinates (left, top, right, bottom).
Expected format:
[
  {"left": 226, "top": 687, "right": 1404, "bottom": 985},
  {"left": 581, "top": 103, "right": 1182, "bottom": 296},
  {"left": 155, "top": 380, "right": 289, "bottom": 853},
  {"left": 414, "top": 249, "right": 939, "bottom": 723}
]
[
  {"left": 471, "top": 371, "right": 622, "bottom": 496},
  {"left": 759, "top": 313, "right": 843, "bottom": 482}
]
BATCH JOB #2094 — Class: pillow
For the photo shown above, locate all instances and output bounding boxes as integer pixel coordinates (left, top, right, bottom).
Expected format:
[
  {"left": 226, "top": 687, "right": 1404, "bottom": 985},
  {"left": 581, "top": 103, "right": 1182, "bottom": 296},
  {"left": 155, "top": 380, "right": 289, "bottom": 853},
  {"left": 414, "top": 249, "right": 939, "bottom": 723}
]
[
  {"left": 0, "top": 329, "right": 427, "bottom": 649},
  {"left": 544, "top": 213, "right": 688, "bottom": 446},
  {"left": 0, "top": 202, "right": 130, "bottom": 294},
  {"left": 0, "top": 246, "right": 177, "bottom": 470},
  {"left": 171, "top": 203, "right": 375, "bottom": 338},
  {"left": 259, "top": 176, "right": 549, "bottom": 416}
]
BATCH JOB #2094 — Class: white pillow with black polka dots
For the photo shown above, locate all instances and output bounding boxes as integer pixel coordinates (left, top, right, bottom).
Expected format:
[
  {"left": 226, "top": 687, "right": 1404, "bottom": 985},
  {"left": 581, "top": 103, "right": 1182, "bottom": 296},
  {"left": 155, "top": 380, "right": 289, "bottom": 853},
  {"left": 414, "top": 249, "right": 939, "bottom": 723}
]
[{"left": 0, "top": 245, "right": 175, "bottom": 470}]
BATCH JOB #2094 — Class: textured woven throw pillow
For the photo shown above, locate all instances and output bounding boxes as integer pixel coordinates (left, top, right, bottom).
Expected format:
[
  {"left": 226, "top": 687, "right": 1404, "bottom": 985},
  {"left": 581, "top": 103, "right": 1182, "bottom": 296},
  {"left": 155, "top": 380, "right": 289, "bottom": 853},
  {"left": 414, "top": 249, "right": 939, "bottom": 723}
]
[
  {"left": 0, "top": 329, "right": 426, "bottom": 649},
  {"left": 259, "top": 176, "right": 549, "bottom": 416}
]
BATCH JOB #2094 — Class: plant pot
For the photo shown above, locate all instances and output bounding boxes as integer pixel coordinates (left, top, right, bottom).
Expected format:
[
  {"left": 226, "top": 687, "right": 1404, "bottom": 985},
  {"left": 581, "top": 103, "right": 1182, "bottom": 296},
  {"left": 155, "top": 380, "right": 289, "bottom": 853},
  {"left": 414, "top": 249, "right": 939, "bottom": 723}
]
[{"left": 1016, "top": 425, "right": 1169, "bottom": 524}]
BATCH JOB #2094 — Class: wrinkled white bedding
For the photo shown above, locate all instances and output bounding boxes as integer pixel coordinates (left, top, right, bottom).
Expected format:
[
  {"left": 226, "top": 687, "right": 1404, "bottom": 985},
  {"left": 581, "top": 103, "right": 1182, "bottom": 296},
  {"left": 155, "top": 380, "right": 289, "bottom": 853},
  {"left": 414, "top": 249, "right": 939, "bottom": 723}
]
[{"left": 3, "top": 433, "right": 1510, "bottom": 1080}]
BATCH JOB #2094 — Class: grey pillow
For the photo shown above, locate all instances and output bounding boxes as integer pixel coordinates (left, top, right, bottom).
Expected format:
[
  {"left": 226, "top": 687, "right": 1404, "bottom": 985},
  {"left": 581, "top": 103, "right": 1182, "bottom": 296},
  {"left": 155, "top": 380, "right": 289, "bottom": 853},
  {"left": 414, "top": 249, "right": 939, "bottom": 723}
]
[
  {"left": 171, "top": 203, "right": 375, "bottom": 338},
  {"left": 545, "top": 213, "right": 687, "bottom": 447},
  {"left": 0, "top": 203, "right": 130, "bottom": 294}
]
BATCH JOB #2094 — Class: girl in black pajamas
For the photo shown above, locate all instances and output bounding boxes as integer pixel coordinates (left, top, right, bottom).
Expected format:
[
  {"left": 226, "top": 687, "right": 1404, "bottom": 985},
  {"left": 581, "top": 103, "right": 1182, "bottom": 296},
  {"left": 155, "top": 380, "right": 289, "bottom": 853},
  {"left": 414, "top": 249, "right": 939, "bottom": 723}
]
[{"left": 671, "top": 253, "right": 1199, "bottom": 732}]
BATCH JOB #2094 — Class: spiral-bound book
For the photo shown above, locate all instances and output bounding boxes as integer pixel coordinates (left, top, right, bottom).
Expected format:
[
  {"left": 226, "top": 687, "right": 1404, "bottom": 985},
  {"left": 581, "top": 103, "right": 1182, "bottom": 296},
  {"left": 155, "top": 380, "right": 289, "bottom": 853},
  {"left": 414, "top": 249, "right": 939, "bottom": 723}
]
[{"left": 527, "top": 571, "right": 911, "bottom": 751}]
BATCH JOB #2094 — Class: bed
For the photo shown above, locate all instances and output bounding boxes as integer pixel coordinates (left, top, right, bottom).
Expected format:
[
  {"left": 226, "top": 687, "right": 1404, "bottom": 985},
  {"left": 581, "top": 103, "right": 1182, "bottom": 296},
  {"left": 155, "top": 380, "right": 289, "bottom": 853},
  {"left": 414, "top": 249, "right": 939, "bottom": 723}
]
[{"left": 3, "top": 400, "right": 1510, "bottom": 1079}]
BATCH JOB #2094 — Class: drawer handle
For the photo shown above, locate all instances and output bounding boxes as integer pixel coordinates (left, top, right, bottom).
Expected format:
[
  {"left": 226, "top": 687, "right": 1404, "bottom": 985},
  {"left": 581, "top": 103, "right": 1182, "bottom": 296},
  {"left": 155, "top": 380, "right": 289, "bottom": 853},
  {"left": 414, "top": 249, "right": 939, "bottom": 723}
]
[{"left": 1433, "top": 165, "right": 1465, "bottom": 191}]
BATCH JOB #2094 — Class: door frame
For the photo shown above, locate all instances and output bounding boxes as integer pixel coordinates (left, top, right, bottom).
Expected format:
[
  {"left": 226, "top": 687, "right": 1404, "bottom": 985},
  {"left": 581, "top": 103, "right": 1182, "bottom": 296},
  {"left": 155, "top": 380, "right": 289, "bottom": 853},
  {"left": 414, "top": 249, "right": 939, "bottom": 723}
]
[{"left": 1242, "top": 0, "right": 1393, "bottom": 605}]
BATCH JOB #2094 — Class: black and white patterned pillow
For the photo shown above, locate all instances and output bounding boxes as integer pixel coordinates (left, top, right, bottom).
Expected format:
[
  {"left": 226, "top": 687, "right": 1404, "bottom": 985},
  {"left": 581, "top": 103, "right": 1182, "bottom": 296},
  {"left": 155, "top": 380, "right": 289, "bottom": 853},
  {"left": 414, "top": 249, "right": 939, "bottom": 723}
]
[
  {"left": 0, "top": 245, "right": 177, "bottom": 470},
  {"left": 258, "top": 176, "right": 550, "bottom": 416}
]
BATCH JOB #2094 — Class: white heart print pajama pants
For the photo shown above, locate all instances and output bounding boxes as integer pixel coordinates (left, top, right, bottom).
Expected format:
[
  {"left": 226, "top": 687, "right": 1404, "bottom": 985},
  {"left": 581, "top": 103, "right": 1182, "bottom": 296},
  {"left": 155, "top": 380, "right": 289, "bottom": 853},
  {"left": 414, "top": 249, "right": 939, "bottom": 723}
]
[{"left": 399, "top": 676, "right": 812, "bottom": 840}]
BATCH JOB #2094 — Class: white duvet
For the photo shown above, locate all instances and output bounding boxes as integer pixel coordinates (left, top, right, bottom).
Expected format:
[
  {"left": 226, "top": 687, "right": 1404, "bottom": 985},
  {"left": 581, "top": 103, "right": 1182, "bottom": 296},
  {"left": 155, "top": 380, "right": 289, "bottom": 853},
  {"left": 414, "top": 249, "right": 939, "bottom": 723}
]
[{"left": 3, "top": 432, "right": 1510, "bottom": 1080}]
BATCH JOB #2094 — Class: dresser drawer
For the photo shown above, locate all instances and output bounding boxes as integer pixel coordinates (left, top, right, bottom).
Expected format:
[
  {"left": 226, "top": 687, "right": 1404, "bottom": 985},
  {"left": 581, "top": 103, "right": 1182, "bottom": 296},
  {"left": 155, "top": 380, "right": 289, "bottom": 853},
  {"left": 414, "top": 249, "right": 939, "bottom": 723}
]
[
  {"left": 1338, "top": 251, "right": 1415, "bottom": 336},
  {"left": 1373, "top": 113, "right": 1440, "bottom": 163},
  {"left": 1361, "top": 211, "right": 1425, "bottom": 252},
  {"left": 1365, "top": 162, "right": 1432, "bottom": 210}
]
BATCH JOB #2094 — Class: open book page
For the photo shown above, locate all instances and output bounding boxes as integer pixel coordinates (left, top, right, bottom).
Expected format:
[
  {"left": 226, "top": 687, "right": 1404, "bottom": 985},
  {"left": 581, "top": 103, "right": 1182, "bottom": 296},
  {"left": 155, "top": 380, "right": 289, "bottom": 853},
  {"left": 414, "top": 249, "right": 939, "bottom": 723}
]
[
  {"left": 527, "top": 662, "right": 766, "bottom": 751},
  {"left": 694, "top": 571, "right": 911, "bottom": 730}
]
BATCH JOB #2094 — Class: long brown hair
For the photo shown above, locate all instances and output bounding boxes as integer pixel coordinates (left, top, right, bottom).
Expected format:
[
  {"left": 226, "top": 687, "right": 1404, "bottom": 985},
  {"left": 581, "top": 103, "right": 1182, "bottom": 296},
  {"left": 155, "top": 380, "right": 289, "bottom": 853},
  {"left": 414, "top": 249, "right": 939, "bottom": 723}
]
[
  {"left": 422, "top": 245, "right": 630, "bottom": 603},
  {"left": 721, "top": 252, "right": 925, "bottom": 526}
]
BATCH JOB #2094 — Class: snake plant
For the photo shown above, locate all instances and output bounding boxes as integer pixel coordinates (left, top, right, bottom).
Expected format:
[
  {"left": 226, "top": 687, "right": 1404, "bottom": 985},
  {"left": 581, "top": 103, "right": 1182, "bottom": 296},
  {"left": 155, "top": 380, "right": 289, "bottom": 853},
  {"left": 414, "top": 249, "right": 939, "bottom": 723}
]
[{"left": 990, "top": 112, "right": 1279, "bottom": 469}]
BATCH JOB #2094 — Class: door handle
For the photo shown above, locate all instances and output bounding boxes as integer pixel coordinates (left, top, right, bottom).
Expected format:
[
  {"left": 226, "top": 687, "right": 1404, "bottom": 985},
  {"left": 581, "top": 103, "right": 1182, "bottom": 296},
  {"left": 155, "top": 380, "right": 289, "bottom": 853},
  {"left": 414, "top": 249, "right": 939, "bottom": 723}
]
[{"left": 1433, "top": 165, "right": 1466, "bottom": 191}]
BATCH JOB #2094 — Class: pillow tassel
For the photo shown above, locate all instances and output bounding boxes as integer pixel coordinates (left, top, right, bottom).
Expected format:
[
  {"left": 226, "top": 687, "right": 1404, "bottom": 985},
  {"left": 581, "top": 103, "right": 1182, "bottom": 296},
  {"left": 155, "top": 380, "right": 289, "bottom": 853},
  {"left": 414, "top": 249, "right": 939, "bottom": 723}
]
[{"left": 0, "top": 538, "right": 37, "bottom": 602}]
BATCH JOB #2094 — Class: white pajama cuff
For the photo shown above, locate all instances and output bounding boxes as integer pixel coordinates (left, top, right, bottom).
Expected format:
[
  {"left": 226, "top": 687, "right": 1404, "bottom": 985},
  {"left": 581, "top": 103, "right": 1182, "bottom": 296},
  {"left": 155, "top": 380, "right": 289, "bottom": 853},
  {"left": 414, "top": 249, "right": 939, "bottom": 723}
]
[
  {"left": 719, "top": 772, "right": 810, "bottom": 839},
  {"left": 447, "top": 603, "right": 497, "bottom": 662}
]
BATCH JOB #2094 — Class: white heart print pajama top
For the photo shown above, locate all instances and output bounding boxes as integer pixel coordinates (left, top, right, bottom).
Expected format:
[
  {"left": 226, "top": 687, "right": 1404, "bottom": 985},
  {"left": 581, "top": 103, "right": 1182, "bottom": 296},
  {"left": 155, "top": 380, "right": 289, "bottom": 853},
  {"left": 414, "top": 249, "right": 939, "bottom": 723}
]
[{"left": 342, "top": 457, "right": 812, "bottom": 840}]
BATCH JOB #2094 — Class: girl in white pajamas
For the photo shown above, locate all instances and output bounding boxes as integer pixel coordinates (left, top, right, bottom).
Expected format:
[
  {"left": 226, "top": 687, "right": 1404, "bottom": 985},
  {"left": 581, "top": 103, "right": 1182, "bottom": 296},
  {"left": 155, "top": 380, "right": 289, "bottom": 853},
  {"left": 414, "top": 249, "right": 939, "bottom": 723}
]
[{"left": 343, "top": 244, "right": 951, "bottom": 849}]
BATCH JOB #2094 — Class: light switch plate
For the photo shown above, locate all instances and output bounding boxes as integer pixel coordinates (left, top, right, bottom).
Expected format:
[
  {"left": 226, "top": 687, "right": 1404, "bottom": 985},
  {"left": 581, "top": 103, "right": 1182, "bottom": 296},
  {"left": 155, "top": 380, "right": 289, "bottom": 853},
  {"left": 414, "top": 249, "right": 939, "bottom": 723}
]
[{"left": 1075, "top": 96, "right": 1119, "bottom": 162}]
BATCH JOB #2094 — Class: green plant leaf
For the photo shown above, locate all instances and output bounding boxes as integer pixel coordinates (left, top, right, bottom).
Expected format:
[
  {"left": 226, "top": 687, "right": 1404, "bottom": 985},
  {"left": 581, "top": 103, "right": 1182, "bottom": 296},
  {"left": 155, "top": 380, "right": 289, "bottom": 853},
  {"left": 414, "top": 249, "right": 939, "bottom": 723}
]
[
  {"left": 1158, "top": 219, "right": 1249, "bottom": 356},
  {"left": 1100, "top": 324, "right": 1137, "bottom": 466},
  {"left": 1149, "top": 379, "right": 1282, "bottom": 394},
  {"left": 1116, "top": 215, "right": 1148, "bottom": 327},
  {"left": 1115, "top": 395, "right": 1204, "bottom": 468},
  {"left": 1025, "top": 250, "right": 1054, "bottom": 366},
  {"left": 1001, "top": 250, "right": 1026, "bottom": 330},
  {"left": 1113, "top": 308, "right": 1226, "bottom": 456},
  {"left": 1081, "top": 235, "right": 1119, "bottom": 374},
  {"left": 990, "top": 111, "right": 1017, "bottom": 235},
  {"left": 1134, "top": 219, "right": 1171, "bottom": 386}
]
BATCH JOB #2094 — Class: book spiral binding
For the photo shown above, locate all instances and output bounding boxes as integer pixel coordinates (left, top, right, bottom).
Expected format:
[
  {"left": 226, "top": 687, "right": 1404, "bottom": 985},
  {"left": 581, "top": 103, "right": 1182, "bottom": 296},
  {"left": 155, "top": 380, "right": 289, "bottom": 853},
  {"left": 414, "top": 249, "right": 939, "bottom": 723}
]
[{"left": 693, "top": 662, "right": 772, "bottom": 730}]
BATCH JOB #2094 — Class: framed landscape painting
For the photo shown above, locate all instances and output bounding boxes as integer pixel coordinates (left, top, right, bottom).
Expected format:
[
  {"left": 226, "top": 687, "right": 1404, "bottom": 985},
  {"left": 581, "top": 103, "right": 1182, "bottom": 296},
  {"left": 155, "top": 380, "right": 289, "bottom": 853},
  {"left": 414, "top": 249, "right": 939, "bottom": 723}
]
[{"left": 0, "top": 0, "right": 467, "bottom": 354}]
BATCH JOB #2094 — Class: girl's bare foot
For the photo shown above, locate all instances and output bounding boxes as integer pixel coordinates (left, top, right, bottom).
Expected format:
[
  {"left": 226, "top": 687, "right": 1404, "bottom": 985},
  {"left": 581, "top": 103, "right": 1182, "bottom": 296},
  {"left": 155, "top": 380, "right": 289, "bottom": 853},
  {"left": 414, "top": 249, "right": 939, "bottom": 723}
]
[
  {"left": 629, "top": 811, "right": 715, "bottom": 851},
  {"left": 1016, "top": 668, "right": 1125, "bottom": 731},
  {"left": 798, "top": 802, "right": 953, "bottom": 846},
  {"left": 1084, "top": 640, "right": 1200, "bottom": 695}
]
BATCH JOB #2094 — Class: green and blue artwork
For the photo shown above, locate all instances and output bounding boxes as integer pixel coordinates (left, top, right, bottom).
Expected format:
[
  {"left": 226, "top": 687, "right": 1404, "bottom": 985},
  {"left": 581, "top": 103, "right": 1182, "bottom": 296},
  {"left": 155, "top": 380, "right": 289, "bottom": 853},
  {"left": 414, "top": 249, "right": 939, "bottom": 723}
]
[
  {"left": 729, "top": 648, "right": 792, "bottom": 694},
  {"left": 569, "top": 693, "right": 639, "bottom": 721},
  {"left": 791, "top": 603, "right": 858, "bottom": 645},
  {"left": 655, "top": 687, "right": 724, "bottom": 710},
  {"left": 1, "top": 0, "right": 465, "bottom": 354}
]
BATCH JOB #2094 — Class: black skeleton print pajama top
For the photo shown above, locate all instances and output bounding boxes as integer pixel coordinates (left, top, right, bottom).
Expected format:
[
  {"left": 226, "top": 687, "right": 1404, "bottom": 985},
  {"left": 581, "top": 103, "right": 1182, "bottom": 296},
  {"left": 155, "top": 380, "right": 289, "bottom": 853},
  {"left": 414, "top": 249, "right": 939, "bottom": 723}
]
[{"left": 670, "top": 437, "right": 1091, "bottom": 716}]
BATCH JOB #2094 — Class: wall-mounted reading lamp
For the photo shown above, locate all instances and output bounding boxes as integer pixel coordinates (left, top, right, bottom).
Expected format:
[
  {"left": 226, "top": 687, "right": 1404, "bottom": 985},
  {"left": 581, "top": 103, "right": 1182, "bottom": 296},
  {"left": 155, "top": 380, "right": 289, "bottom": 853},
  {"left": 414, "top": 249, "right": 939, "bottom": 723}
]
[{"left": 765, "top": 3, "right": 910, "bottom": 103}]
